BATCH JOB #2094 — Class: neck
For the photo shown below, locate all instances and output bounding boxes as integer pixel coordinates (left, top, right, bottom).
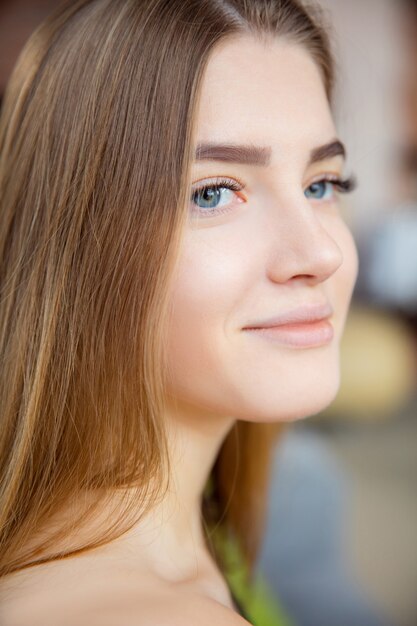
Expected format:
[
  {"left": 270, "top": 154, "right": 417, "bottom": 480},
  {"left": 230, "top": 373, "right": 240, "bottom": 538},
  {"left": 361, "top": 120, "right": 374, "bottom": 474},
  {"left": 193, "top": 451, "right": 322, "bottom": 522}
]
[{"left": 108, "top": 397, "right": 236, "bottom": 582}]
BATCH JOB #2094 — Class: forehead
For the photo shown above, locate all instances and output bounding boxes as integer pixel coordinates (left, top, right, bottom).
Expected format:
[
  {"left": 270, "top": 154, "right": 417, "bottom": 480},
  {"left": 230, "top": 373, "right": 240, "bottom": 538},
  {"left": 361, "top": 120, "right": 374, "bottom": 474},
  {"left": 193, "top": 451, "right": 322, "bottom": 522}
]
[{"left": 194, "top": 36, "right": 335, "bottom": 161}]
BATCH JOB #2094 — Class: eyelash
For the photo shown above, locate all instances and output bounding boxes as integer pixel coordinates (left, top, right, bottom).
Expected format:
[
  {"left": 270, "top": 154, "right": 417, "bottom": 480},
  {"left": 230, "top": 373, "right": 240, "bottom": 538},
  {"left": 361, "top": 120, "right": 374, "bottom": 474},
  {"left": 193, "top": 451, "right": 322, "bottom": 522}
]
[{"left": 190, "top": 174, "right": 357, "bottom": 217}]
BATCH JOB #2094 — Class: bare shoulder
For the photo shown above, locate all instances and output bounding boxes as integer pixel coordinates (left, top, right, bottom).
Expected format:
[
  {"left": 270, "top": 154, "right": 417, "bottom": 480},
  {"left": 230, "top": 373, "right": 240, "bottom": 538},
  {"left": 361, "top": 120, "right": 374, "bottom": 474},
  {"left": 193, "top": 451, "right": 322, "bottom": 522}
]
[
  {"left": 142, "top": 592, "right": 252, "bottom": 626},
  {"left": 0, "top": 565, "right": 251, "bottom": 626},
  {"left": 128, "top": 591, "right": 252, "bottom": 626}
]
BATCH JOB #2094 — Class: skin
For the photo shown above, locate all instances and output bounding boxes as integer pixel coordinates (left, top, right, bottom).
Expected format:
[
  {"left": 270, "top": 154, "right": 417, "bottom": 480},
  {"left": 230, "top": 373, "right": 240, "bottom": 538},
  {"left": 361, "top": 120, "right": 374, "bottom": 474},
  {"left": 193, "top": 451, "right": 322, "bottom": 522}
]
[
  {"left": 166, "top": 37, "right": 357, "bottom": 424},
  {"left": 0, "top": 36, "right": 358, "bottom": 626}
]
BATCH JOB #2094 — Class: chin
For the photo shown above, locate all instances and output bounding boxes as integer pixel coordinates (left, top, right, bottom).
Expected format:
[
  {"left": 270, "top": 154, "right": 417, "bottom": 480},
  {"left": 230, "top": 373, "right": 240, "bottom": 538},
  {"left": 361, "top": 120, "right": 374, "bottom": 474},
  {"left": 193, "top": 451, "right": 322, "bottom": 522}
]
[{"left": 234, "top": 363, "right": 341, "bottom": 424}]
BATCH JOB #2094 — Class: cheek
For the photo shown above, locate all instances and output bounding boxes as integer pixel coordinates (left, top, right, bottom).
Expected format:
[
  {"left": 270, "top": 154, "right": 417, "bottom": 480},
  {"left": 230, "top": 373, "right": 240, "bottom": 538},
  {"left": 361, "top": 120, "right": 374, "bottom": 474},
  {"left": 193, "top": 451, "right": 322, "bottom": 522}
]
[{"left": 164, "top": 233, "right": 251, "bottom": 404}]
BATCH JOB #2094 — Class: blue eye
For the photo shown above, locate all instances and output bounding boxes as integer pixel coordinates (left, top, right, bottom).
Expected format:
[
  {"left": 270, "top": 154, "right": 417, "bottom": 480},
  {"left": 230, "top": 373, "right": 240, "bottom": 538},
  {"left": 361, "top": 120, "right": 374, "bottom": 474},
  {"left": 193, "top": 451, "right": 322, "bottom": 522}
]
[
  {"left": 192, "top": 185, "right": 233, "bottom": 210},
  {"left": 304, "top": 176, "right": 356, "bottom": 201},
  {"left": 304, "top": 180, "right": 333, "bottom": 200},
  {"left": 191, "top": 178, "right": 244, "bottom": 216}
]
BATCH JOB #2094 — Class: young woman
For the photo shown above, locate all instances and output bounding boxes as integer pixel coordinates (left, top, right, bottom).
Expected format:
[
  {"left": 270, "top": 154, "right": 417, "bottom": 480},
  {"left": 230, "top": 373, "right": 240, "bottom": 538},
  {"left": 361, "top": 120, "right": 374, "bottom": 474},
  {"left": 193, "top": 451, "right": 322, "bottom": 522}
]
[{"left": 0, "top": 0, "right": 358, "bottom": 624}]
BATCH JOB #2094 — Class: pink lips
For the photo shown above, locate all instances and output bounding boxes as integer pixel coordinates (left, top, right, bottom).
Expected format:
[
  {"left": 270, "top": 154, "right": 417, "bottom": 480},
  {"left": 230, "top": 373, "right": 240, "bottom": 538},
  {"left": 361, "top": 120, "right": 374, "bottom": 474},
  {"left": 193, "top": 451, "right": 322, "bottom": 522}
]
[{"left": 242, "top": 303, "right": 334, "bottom": 348}]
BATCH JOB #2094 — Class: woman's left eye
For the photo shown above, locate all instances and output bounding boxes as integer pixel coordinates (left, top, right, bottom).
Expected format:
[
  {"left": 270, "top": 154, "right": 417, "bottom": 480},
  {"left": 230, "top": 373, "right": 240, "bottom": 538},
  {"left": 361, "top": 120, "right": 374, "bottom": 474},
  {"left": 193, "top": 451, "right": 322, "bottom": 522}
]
[
  {"left": 304, "top": 176, "right": 356, "bottom": 201},
  {"left": 305, "top": 180, "right": 333, "bottom": 200}
]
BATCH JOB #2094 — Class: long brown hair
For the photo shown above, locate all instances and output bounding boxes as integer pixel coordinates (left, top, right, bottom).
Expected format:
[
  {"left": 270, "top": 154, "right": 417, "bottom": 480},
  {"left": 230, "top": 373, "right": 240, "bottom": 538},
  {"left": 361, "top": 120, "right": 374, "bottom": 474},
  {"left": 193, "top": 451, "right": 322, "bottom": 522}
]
[{"left": 0, "top": 0, "right": 334, "bottom": 579}]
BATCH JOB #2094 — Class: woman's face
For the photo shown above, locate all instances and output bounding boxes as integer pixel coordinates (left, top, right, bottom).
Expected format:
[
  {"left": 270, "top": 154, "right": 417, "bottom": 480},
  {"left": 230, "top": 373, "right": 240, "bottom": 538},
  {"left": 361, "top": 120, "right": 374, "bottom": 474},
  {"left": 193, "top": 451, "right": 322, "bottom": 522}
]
[{"left": 166, "top": 36, "right": 358, "bottom": 423}]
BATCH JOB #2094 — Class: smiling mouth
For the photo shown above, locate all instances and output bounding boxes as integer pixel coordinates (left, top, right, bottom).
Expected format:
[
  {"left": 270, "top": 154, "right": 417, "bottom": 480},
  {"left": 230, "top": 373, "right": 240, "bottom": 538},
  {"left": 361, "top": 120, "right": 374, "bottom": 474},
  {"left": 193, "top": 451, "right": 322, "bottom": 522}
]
[{"left": 242, "top": 307, "right": 334, "bottom": 348}]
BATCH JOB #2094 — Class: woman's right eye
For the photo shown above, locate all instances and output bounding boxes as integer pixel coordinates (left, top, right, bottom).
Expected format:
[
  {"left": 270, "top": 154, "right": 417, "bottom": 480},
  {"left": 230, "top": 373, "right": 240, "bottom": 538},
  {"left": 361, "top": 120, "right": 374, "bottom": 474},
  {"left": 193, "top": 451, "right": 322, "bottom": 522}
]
[{"left": 190, "top": 177, "right": 246, "bottom": 217}]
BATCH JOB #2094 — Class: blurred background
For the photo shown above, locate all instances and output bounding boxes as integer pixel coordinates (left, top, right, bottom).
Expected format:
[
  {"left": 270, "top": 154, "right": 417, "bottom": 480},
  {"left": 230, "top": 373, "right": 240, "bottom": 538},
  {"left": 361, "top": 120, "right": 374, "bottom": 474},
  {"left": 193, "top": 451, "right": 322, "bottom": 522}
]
[{"left": 0, "top": 1, "right": 416, "bottom": 626}]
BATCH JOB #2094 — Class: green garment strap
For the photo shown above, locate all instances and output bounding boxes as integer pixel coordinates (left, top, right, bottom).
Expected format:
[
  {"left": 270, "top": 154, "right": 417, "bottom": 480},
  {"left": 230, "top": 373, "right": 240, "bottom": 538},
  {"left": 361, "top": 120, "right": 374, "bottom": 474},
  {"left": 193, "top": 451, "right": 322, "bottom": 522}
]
[{"left": 212, "top": 527, "right": 294, "bottom": 626}]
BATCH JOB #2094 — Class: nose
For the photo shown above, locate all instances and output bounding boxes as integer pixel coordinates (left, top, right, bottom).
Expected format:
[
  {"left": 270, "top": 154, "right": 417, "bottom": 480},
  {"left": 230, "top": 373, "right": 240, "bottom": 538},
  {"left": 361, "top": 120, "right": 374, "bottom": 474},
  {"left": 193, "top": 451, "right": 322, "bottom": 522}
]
[{"left": 266, "top": 199, "right": 344, "bottom": 285}]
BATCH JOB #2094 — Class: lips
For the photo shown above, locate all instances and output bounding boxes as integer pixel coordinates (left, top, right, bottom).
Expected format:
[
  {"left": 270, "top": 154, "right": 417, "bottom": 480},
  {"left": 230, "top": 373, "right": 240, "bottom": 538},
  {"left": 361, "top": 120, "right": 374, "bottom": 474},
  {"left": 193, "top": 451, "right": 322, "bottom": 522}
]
[
  {"left": 242, "top": 302, "right": 334, "bottom": 329},
  {"left": 242, "top": 303, "right": 334, "bottom": 348}
]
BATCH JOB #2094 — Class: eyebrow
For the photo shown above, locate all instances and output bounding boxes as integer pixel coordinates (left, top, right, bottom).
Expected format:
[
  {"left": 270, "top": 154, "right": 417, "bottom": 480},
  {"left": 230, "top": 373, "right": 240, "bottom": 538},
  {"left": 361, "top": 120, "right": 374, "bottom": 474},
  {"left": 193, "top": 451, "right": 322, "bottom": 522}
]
[{"left": 194, "top": 139, "right": 346, "bottom": 167}]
